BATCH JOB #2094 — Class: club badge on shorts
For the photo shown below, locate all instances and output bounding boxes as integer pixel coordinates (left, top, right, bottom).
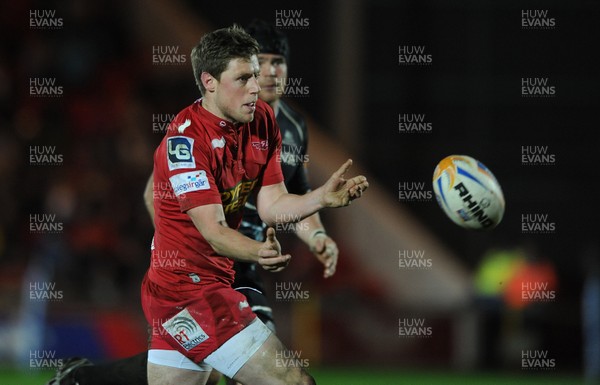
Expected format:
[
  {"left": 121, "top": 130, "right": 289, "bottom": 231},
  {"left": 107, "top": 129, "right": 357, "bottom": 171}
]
[{"left": 162, "top": 308, "right": 209, "bottom": 350}]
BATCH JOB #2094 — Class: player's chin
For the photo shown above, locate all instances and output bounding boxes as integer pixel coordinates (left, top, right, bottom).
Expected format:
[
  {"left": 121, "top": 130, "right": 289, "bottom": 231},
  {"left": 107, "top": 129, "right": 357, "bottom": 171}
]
[{"left": 236, "top": 112, "right": 255, "bottom": 124}]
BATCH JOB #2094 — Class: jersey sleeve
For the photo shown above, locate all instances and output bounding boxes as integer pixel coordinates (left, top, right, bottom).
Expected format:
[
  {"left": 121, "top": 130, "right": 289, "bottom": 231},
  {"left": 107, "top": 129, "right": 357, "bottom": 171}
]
[
  {"left": 163, "top": 117, "right": 222, "bottom": 212},
  {"left": 285, "top": 117, "right": 311, "bottom": 195}
]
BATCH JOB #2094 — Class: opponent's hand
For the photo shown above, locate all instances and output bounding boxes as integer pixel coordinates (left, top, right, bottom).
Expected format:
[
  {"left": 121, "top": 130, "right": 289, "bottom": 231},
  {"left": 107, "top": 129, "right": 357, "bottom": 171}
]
[
  {"left": 320, "top": 159, "right": 369, "bottom": 208},
  {"left": 310, "top": 234, "right": 339, "bottom": 278},
  {"left": 258, "top": 227, "right": 291, "bottom": 272}
]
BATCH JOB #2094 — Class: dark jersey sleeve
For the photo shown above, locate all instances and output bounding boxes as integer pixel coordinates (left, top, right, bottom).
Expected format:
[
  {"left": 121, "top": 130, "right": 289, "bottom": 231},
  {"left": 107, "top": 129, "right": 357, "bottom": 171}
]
[
  {"left": 238, "top": 101, "right": 311, "bottom": 245},
  {"left": 278, "top": 101, "right": 311, "bottom": 195}
]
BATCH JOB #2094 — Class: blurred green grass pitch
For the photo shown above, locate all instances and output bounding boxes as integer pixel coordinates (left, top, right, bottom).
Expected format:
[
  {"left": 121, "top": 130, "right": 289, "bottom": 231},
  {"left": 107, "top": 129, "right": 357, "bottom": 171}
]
[{"left": 0, "top": 367, "right": 581, "bottom": 385}]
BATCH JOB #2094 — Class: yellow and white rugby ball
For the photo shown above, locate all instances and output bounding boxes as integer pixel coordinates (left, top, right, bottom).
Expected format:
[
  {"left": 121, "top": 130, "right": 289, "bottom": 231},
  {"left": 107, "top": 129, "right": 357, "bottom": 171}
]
[{"left": 432, "top": 155, "right": 505, "bottom": 230}]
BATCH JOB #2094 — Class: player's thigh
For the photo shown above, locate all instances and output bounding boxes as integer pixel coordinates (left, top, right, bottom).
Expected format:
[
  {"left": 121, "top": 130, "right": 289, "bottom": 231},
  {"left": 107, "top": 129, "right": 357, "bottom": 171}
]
[
  {"left": 147, "top": 362, "right": 210, "bottom": 385},
  {"left": 206, "top": 369, "right": 223, "bottom": 385},
  {"left": 232, "top": 333, "right": 315, "bottom": 385}
]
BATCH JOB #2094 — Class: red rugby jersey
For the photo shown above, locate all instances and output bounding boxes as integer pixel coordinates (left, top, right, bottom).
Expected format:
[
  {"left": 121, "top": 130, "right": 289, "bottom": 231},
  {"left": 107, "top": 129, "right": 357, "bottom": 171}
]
[{"left": 148, "top": 98, "right": 283, "bottom": 291}]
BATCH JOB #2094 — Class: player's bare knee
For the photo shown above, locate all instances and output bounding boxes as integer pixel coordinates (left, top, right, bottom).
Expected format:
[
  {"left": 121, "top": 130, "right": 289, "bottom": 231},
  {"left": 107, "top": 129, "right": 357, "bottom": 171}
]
[
  {"left": 284, "top": 367, "right": 315, "bottom": 385},
  {"left": 301, "top": 371, "right": 316, "bottom": 385},
  {"left": 206, "top": 369, "right": 223, "bottom": 385}
]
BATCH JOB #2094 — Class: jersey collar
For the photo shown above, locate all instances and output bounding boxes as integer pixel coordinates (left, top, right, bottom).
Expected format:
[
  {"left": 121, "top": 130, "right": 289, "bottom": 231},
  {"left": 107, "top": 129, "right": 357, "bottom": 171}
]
[{"left": 195, "top": 98, "right": 237, "bottom": 132}]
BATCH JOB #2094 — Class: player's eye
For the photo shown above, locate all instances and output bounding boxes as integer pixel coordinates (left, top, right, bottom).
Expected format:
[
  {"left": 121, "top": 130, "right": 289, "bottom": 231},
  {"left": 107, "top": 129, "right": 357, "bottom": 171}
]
[{"left": 237, "top": 74, "right": 259, "bottom": 85}]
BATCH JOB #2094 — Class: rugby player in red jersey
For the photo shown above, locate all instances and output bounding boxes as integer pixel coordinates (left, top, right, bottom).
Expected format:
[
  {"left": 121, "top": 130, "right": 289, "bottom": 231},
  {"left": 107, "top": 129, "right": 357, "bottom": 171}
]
[{"left": 143, "top": 25, "right": 365, "bottom": 385}]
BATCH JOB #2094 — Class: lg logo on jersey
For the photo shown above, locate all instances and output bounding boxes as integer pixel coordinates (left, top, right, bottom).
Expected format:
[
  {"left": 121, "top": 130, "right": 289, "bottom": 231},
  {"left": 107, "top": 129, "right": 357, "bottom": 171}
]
[
  {"left": 167, "top": 136, "right": 196, "bottom": 170},
  {"left": 168, "top": 137, "right": 192, "bottom": 159}
]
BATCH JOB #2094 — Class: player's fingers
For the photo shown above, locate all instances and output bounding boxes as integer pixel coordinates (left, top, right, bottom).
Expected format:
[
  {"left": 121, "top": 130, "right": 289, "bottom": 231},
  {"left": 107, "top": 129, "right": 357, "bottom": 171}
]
[
  {"left": 319, "top": 240, "right": 337, "bottom": 263},
  {"left": 324, "top": 265, "right": 336, "bottom": 278},
  {"left": 332, "top": 159, "right": 353, "bottom": 179},
  {"left": 265, "top": 227, "right": 277, "bottom": 242},
  {"left": 324, "top": 252, "right": 338, "bottom": 278},
  {"left": 346, "top": 175, "right": 368, "bottom": 190},
  {"left": 272, "top": 254, "right": 291, "bottom": 264},
  {"left": 350, "top": 189, "right": 362, "bottom": 200},
  {"left": 326, "top": 242, "right": 338, "bottom": 257},
  {"left": 321, "top": 239, "right": 337, "bottom": 257},
  {"left": 359, "top": 179, "right": 369, "bottom": 191},
  {"left": 359, "top": 178, "right": 369, "bottom": 190},
  {"left": 349, "top": 178, "right": 369, "bottom": 199},
  {"left": 259, "top": 255, "right": 288, "bottom": 266},
  {"left": 258, "top": 248, "right": 279, "bottom": 258},
  {"left": 259, "top": 254, "right": 291, "bottom": 270}
]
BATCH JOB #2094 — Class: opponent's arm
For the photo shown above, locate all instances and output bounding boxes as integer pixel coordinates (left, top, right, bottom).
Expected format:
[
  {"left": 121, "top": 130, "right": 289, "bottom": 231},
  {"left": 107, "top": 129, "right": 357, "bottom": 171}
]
[
  {"left": 143, "top": 174, "right": 155, "bottom": 228},
  {"left": 294, "top": 213, "right": 339, "bottom": 278},
  {"left": 257, "top": 159, "right": 368, "bottom": 226},
  {"left": 187, "top": 204, "right": 290, "bottom": 272}
]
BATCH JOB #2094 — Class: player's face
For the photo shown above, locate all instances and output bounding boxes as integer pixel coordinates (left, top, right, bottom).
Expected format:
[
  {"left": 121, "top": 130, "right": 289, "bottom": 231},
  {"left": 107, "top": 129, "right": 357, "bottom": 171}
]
[
  {"left": 213, "top": 56, "right": 261, "bottom": 124},
  {"left": 257, "top": 53, "right": 288, "bottom": 105}
]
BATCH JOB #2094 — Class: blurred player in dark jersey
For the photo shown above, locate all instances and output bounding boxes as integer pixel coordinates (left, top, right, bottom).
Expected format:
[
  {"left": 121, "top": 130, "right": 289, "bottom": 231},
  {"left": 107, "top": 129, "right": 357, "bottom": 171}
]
[
  {"left": 47, "top": 21, "right": 345, "bottom": 385},
  {"left": 234, "top": 18, "right": 338, "bottom": 331}
]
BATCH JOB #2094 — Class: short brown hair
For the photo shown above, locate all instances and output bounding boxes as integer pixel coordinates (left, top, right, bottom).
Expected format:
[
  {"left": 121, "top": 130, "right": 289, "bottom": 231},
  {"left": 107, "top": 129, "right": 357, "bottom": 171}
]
[{"left": 191, "top": 25, "right": 260, "bottom": 95}]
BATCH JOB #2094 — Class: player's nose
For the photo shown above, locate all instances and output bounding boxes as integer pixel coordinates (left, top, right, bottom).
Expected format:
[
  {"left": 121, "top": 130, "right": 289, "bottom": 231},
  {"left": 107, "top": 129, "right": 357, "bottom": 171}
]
[{"left": 249, "top": 76, "right": 260, "bottom": 93}]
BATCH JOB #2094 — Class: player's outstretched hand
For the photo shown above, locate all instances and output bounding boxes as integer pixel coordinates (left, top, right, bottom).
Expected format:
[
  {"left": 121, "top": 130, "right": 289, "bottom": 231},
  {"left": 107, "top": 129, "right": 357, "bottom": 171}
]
[
  {"left": 310, "top": 234, "right": 339, "bottom": 278},
  {"left": 321, "top": 159, "right": 369, "bottom": 208},
  {"left": 258, "top": 227, "right": 291, "bottom": 272}
]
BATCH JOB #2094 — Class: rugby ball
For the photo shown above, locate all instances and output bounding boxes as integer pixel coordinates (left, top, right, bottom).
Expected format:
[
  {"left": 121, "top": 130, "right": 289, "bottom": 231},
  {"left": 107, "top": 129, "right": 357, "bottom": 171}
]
[{"left": 432, "top": 155, "right": 505, "bottom": 230}]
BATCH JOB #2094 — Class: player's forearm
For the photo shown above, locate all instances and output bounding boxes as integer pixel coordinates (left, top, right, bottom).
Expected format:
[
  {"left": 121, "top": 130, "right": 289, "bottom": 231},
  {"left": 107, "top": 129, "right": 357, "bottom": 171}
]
[
  {"left": 198, "top": 222, "right": 264, "bottom": 263},
  {"left": 294, "top": 212, "right": 326, "bottom": 246},
  {"left": 260, "top": 187, "right": 325, "bottom": 226}
]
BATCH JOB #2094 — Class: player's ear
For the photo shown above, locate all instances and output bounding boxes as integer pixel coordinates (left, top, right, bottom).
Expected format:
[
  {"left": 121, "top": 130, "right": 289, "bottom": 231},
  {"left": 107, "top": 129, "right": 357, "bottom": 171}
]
[{"left": 201, "top": 72, "right": 217, "bottom": 93}]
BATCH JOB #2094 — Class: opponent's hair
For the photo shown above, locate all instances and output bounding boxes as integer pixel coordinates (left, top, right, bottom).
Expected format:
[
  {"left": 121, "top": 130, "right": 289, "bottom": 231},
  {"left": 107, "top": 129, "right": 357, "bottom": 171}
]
[
  {"left": 191, "top": 24, "right": 260, "bottom": 95},
  {"left": 245, "top": 19, "right": 290, "bottom": 61}
]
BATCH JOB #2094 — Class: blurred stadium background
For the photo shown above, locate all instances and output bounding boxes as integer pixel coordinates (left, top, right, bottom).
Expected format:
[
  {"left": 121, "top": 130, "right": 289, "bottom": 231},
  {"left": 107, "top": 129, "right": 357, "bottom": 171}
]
[{"left": 0, "top": 0, "right": 598, "bottom": 384}]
